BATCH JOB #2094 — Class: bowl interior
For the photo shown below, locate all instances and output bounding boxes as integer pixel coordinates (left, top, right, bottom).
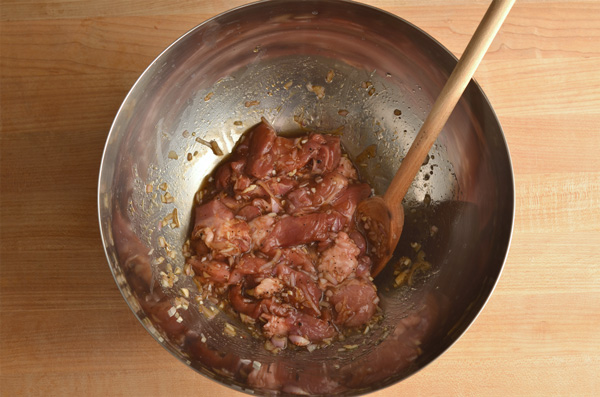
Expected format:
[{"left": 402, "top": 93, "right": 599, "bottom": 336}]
[{"left": 99, "top": 0, "right": 514, "bottom": 395}]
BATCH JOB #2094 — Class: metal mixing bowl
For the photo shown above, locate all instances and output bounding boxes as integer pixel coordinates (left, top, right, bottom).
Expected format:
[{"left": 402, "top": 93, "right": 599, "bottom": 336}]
[{"left": 98, "top": 0, "right": 514, "bottom": 394}]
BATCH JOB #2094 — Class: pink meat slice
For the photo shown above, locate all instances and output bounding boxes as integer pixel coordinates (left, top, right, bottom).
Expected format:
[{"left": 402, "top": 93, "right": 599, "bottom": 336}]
[
  {"left": 261, "top": 176, "right": 297, "bottom": 197},
  {"left": 215, "top": 158, "right": 247, "bottom": 192},
  {"left": 203, "top": 218, "right": 252, "bottom": 258},
  {"left": 262, "top": 302, "right": 336, "bottom": 342},
  {"left": 229, "top": 254, "right": 271, "bottom": 284},
  {"left": 329, "top": 278, "right": 379, "bottom": 327},
  {"left": 280, "top": 247, "right": 317, "bottom": 274},
  {"left": 214, "top": 162, "right": 232, "bottom": 191},
  {"left": 192, "top": 199, "right": 252, "bottom": 257},
  {"left": 348, "top": 230, "right": 367, "bottom": 255},
  {"left": 228, "top": 284, "right": 261, "bottom": 318},
  {"left": 189, "top": 257, "right": 231, "bottom": 285},
  {"left": 275, "top": 263, "right": 322, "bottom": 316},
  {"left": 314, "top": 172, "right": 348, "bottom": 205},
  {"left": 192, "top": 199, "right": 233, "bottom": 235},
  {"left": 218, "top": 194, "right": 247, "bottom": 212},
  {"left": 318, "top": 232, "right": 361, "bottom": 285},
  {"left": 335, "top": 156, "right": 358, "bottom": 180},
  {"left": 272, "top": 134, "right": 322, "bottom": 174},
  {"left": 271, "top": 136, "right": 301, "bottom": 174},
  {"left": 245, "top": 121, "right": 277, "bottom": 179},
  {"left": 331, "top": 183, "right": 372, "bottom": 223},
  {"left": 233, "top": 174, "right": 252, "bottom": 194},
  {"left": 250, "top": 198, "right": 272, "bottom": 214},
  {"left": 237, "top": 204, "right": 262, "bottom": 221},
  {"left": 286, "top": 172, "right": 348, "bottom": 215},
  {"left": 355, "top": 255, "right": 372, "bottom": 278},
  {"left": 248, "top": 215, "right": 276, "bottom": 248},
  {"left": 284, "top": 187, "right": 313, "bottom": 214},
  {"left": 311, "top": 134, "right": 341, "bottom": 174},
  {"left": 260, "top": 212, "right": 345, "bottom": 253},
  {"left": 287, "top": 312, "right": 337, "bottom": 341},
  {"left": 254, "top": 277, "right": 284, "bottom": 298}
]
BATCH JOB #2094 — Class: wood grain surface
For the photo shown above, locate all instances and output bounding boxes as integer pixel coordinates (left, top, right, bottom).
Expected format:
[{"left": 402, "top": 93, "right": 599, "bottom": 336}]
[{"left": 1, "top": 0, "right": 599, "bottom": 396}]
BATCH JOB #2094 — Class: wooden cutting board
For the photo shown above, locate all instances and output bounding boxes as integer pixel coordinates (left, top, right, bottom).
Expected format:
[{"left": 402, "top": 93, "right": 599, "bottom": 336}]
[{"left": 1, "top": 0, "right": 599, "bottom": 395}]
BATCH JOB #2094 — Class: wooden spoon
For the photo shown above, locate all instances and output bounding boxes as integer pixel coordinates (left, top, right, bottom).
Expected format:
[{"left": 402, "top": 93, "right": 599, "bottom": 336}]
[{"left": 357, "top": 0, "right": 515, "bottom": 277}]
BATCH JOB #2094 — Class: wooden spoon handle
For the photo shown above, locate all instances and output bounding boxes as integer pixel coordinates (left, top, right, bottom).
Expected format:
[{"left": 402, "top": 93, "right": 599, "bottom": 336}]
[{"left": 383, "top": 0, "right": 515, "bottom": 204}]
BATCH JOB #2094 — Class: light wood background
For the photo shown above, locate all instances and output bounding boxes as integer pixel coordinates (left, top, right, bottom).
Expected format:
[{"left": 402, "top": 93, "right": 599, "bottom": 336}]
[{"left": 1, "top": 0, "right": 599, "bottom": 395}]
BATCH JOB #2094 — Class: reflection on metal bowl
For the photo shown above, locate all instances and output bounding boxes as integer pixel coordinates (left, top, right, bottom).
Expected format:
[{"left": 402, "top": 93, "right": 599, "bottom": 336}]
[{"left": 98, "top": 0, "right": 514, "bottom": 395}]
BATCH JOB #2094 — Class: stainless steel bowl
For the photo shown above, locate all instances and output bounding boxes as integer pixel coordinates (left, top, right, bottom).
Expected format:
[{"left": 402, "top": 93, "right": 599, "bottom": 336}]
[{"left": 98, "top": 0, "right": 514, "bottom": 395}]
